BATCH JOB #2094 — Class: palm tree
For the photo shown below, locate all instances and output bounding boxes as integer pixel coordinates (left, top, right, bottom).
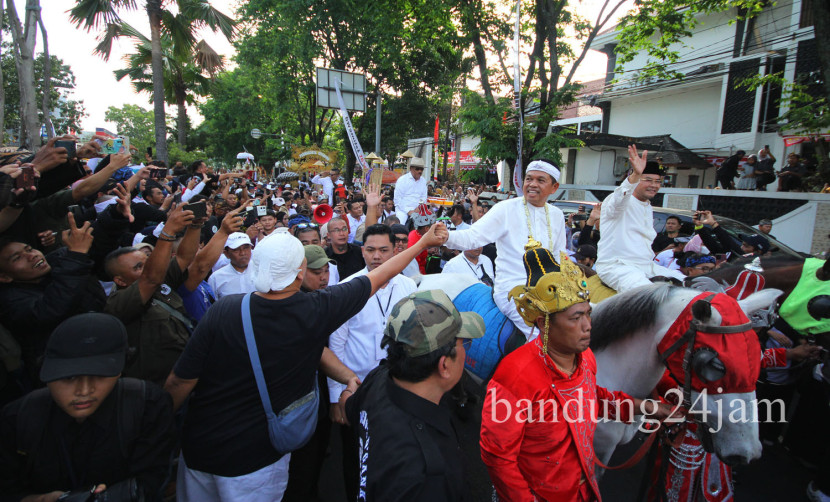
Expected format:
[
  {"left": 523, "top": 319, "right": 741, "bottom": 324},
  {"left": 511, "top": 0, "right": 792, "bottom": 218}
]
[
  {"left": 69, "top": 0, "right": 234, "bottom": 162},
  {"left": 114, "top": 22, "right": 224, "bottom": 146}
]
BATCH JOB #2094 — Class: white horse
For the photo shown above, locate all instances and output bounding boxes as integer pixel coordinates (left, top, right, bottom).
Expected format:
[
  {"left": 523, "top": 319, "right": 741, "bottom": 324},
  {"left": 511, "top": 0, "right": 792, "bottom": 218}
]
[
  {"left": 590, "top": 283, "right": 782, "bottom": 468},
  {"left": 416, "top": 274, "right": 781, "bottom": 467}
]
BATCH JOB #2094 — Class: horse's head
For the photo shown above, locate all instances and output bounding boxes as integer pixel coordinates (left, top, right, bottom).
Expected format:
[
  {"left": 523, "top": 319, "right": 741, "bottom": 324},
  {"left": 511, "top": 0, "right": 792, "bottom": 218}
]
[{"left": 659, "top": 289, "right": 782, "bottom": 465}]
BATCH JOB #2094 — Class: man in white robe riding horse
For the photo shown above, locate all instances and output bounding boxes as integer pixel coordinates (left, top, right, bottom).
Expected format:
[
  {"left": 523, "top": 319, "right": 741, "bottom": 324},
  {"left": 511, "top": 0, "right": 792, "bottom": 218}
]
[{"left": 595, "top": 145, "right": 687, "bottom": 292}]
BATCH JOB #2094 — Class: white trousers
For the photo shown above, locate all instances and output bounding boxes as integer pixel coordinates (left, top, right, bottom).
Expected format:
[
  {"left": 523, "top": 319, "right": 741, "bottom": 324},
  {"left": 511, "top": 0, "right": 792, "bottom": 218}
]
[
  {"left": 595, "top": 260, "right": 686, "bottom": 293},
  {"left": 177, "top": 453, "right": 291, "bottom": 502},
  {"left": 493, "top": 286, "right": 537, "bottom": 342}
]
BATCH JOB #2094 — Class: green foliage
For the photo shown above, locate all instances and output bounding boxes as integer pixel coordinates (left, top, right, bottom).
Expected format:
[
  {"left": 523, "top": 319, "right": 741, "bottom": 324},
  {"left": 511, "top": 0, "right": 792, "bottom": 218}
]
[
  {"left": 207, "top": 0, "right": 468, "bottom": 180},
  {"left": 1, "top": 46, "right": 87, "bottom": 137},
  {"left": 167, "top": 141, "right": 208, "bottom": 166},
  {"left": 614, "top": 0, "right": 767, "bottom": 81},
  {"left": 104, "top": 104, "right": 155, "bottom": 155}
]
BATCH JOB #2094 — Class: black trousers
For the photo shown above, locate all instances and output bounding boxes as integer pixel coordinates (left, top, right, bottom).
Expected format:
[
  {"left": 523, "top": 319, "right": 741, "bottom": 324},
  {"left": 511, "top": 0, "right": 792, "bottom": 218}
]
[
  {"left": 340, "top": 423, "right": 359, "bottom": 502},
  {"left": 283, "top": 373, "right": 332, "bottom": 502}
]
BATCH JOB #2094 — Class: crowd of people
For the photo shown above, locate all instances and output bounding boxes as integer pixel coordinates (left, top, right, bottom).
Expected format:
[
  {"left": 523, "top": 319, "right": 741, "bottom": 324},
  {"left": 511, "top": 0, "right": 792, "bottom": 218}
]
[
  {"left": 0, "top": 135, "right": 826, "bottom": 502},
  {"left": 715, "top": 147, "right": 810, "bottom": 192}
]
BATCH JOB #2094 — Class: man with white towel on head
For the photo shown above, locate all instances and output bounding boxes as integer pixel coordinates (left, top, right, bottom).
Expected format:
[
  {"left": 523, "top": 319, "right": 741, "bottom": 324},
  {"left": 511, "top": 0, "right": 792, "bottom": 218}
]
[{"left": 437, "top": 159, "right": 568, "bottom": 341}]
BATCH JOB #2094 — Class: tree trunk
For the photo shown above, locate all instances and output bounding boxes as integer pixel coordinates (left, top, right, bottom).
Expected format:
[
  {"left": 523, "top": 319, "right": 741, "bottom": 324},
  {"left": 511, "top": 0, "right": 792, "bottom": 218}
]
[
  {"left": 37, "top": 10, "right": 53, "bottom": 138},
  {"left": 147, "top": 0, "right": 169, "bottom": 163},
  {"left": 175, "top": 81, "right": 187, "bottom": 146},
  {"left": 7, "top": 0, "right": 41, "bottom": 150}
]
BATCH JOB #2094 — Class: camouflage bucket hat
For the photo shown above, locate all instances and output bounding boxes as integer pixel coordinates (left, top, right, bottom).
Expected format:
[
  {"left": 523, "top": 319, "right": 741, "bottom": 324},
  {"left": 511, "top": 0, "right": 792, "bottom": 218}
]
[{"left": 383, "top": 290, "right": 484, "bottom": 357}]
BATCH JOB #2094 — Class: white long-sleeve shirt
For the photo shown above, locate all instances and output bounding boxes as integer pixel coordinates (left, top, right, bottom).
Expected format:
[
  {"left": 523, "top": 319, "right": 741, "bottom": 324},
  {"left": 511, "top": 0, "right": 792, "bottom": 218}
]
[
  {"left": 346, "top": 214, "right": 365, "bottom": 243},
  {"left": 441, "top": 252, "right": 494, "bottom": 284},
  {"left": 327, "top": 268, "right": 417, "bottom": 401},
  {"left": 393, "top": 172, "right": 427, "bottom": 222},
  {"left": 445, "top": 196, "right": 567, "bottom": 296},
  {"left": 596, "top": 177, "right": 657, "bottom": 267},
  {"left": 311, "top": 174, "right": 336, "bottom": 202}
]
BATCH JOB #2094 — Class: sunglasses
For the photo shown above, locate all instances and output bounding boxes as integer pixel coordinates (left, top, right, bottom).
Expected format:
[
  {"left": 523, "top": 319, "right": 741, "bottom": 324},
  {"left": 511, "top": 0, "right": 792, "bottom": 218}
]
[
  {"left": 412, "top": 167, "right": 424, "bottom": 171},
  {"left": 295, "top": 222, "right": 319, "bottom": 229}
]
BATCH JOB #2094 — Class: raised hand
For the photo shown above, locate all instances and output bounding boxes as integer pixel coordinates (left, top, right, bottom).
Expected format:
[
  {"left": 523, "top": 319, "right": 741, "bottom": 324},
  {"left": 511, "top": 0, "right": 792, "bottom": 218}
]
[
  {"left": 421, "top": 222, "right": 449, "bottom": 247},
  {"left": 365, "top": 182, "right": 381, "bottom": 207},
  {"left": 220, "top": 205, "right": 245, "bottom": 234},
  {"left": 627, "top": 144, "right": 648, "bottom": 180},
  {"left": 165, "top": 203, "right": 194, "bottom": 235},
  {"left": 113, "top": 183, "right": 135, "bottom": 223},
  {"left": 62, "top": 211, "right": 94, "bottom": 254}
]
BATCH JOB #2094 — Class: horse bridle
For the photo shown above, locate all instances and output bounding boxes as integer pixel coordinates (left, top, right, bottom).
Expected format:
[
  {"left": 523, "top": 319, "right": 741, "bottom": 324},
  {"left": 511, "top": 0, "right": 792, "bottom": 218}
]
[{"left": 658, "top": 294, "right": 753, "bottom": 452}]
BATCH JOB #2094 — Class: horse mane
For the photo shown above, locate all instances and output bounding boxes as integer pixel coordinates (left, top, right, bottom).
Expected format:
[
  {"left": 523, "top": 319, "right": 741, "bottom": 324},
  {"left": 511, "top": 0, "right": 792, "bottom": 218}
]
[{"left": 590, "top": 283, "right": 674, "bottom": 351}]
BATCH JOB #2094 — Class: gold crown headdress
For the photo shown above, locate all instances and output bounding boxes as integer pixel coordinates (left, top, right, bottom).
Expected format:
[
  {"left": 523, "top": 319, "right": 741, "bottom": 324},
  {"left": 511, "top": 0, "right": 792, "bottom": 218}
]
[{"left": 508, "top": 244, "right": 590, "bottom": 352}]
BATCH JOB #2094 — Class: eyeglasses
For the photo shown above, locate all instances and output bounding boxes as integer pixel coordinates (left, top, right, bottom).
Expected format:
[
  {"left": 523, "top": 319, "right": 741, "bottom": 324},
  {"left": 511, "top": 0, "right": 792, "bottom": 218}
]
[
  {"left": 640, "top": 177, "right": 662, "bottom": 185},
  {"left": 329, "top": 226, "right": 348, "bottom": 233},
  {"left": 412, "top": 167, "right": 424, "bottom": 171}
]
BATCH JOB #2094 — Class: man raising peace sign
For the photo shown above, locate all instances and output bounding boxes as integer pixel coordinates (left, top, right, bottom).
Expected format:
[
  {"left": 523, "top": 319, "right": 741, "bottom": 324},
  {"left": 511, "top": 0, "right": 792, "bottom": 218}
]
[{"left": 595, "top": 145, "right": 686, "bottom": 292}]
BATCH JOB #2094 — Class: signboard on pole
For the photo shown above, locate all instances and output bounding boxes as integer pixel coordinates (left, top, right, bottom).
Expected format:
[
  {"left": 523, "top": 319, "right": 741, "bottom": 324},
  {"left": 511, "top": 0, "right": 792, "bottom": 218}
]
[{"left": 316, "top": 68, "right": 367, "bottom": 112}]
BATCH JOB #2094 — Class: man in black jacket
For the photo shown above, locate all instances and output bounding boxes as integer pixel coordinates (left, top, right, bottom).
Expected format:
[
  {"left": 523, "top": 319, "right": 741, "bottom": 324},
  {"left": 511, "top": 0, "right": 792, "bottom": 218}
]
[
  {"left": 0, "top": 313, "right": 175, "bottom": 502},
  {"left": 0, "top": 215, "right": 106, "bottom": 382},
  {"left": 716, "top": 150, "right": 744, "bottom": 189},
  {"left": 343, "top": 290, "right": 484, "bottom": 501}
]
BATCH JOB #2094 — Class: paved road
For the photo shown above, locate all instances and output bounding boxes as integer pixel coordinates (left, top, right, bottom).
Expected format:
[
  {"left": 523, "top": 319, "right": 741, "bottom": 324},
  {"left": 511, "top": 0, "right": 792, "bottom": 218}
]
[{"left": 316, "top": 378, "right": 818, "bottom": 502}]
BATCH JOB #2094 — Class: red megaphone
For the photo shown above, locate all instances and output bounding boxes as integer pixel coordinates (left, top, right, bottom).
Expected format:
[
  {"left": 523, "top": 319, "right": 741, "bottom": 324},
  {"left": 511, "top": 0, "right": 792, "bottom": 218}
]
[{"left": 314, "top": 204, "right": 334, "bottom": 224}]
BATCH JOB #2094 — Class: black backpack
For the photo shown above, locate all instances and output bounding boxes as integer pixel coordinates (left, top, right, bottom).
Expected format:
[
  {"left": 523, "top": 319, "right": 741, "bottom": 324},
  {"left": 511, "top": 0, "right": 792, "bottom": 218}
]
[{"left": 15, "top": 378, "right": 146, "bottom": 479}]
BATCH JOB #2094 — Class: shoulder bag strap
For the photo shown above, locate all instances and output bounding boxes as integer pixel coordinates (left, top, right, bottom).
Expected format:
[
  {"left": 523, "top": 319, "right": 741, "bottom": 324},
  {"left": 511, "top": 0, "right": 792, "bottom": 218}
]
[{"left": 241, "top": 293, "right": 276, "bottom": 418}]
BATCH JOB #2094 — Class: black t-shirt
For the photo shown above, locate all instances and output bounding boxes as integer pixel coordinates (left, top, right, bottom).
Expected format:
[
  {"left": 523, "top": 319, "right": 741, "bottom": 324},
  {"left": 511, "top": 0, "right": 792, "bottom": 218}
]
[
  {"left": 326, "top": 244, "right": 365, "bottom": 280},
  {"left": 174, "top": 275, "right": 372, "bottom": 476}
]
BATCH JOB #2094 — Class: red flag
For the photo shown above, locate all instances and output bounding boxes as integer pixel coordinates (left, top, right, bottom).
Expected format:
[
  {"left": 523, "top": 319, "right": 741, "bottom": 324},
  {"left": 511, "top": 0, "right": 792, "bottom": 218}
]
[{"left": 434, "top": 116, "right": 440, "bottom": 145}]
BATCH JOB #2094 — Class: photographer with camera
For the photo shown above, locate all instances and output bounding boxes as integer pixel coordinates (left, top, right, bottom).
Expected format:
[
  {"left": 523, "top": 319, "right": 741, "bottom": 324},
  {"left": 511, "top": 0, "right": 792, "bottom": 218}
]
[{"left": 0, "top": 313, "right": 175, "bottom": 502}]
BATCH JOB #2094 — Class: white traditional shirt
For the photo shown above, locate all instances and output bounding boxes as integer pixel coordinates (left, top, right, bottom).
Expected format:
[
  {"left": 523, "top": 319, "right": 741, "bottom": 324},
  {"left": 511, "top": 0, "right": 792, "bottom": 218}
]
[
  {"left": 311, "top": 174, "right": 336, "bottom": 202},
  {"left": 393, "top": 172, "right": 428, "bottom": 222},
  {"left": 654, "top": 249, "right": 681, "bottom": 270},
  {"left": 442, "top": 252, "right": 494, "bottom": 284},
  {"left": 445, "top": 196, "right": 567, "bottom": 296},
  {"left": 596, "top": 177, "right": 657, "bottom": 268},
  {"left": 346, "top": 213, "right": 366, "bottom": 243},
  {"left": 327, "top": 268, "right": 417, "bottom": 401},
  {"left": 207, "top": 264, "right": 256, "bottom": 299}
]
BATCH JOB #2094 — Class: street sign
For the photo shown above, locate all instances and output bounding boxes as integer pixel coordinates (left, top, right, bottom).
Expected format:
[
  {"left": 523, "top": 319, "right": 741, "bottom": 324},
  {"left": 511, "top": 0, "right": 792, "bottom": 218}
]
[
  {"left": 250, "top": 128, "right": 262, "bottom": 139},
  {"left": 316, "top": 68, "right": 366, "bottom": 112}
]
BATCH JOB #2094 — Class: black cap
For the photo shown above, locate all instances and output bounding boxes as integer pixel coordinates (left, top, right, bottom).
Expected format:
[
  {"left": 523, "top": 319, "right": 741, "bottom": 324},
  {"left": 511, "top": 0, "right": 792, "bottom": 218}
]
[
  {"left": 40, "top": 313, "right": 128, "bottom": 383},
  {"left": 643, "top": 161, "right": 665, "bottom": 176},
  {"left": 522, "top": 247, "right": 560, "bottom": 287},
  {"left": 575, "top": 244, "right": 597, "bottom": 260}
]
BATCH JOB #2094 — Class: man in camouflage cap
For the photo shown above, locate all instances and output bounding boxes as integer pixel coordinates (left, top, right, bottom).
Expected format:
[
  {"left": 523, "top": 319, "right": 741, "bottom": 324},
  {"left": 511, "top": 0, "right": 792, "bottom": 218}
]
[{"left": 342, "top": 290, "right": 484, "bottom": 501}]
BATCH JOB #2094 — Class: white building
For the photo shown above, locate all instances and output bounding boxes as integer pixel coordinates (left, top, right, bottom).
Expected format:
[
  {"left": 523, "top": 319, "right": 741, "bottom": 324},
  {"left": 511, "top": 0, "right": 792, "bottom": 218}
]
[{"left": 551, "top": 0, "right": 820, "bottom": 188}]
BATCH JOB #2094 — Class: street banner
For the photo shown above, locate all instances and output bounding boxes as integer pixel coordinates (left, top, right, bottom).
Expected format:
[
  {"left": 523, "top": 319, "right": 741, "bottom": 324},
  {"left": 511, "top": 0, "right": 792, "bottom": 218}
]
[{"left": 334, "top": 78, "right": 369, "bottom": 171}]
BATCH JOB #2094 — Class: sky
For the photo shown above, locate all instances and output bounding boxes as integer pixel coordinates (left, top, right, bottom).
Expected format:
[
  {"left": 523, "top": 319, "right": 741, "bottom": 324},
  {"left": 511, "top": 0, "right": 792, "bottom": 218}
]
[{"left": 24, "top": 0, "right": 624, "bottom": 133}]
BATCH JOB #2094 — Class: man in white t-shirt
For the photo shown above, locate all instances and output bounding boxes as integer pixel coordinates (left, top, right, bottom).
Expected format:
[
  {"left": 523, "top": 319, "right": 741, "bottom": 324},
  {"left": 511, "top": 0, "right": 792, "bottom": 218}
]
[
  {"left": 441, "top": 247, "right": 494, "bottom": 286},
  {"left": 207, "top": 232, "right": 255, "bottom": 299},
  {"left": 327, "top": 224, "right": 417, "bottom": 500},
  {"left": 393, "top": 158, "right": 428, "bottom": 223},
  {"left": 311, "top": 168, "right": 340, "bottom": 203},
  {"left": 345, "top": 200, "right": 366, "bottom": 244},
  {"left": 595, "top": 145, "right": 686, "bottom": 292}
]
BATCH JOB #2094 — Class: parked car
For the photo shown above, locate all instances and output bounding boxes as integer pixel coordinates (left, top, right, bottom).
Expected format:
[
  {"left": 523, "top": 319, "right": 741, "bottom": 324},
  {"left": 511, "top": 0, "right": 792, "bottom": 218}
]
[{"left": 551, "top": 200, "right": 802, "bottom": 259}]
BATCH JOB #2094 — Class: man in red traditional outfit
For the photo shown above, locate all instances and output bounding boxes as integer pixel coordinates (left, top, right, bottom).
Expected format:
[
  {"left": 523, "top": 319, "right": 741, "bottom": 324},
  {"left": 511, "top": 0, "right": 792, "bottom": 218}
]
[{"left": 480, "top": 245, "right": 678, "bottom": 501}]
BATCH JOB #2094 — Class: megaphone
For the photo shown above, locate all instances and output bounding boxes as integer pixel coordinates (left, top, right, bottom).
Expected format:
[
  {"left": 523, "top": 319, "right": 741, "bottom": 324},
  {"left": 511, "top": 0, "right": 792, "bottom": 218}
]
[{"left": 314, "top": 204, "right": 334, "bottom": 224}]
